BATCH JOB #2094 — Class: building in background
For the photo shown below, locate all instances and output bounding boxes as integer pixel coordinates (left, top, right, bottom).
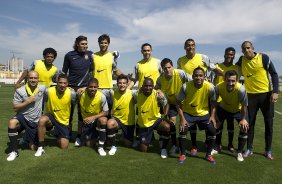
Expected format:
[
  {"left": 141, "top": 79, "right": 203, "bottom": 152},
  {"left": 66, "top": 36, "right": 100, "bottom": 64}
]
[{"left": 0, "top": 54, "right": 24, "bottom": 84}]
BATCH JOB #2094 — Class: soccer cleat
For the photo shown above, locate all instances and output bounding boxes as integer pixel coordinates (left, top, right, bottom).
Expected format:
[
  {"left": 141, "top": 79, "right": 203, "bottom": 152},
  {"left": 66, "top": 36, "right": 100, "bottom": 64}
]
[
  {"left": 237, "top": 153, "right": 244, "bottom": 162},
  {"left": 74, "top": 138, "right": 82, "bottom": 147},
  {"left": 243, "top": 149, "right": 253, "bottom": 158},
  {"left": 160, "top": 149, "right": 168, "bottom": 158},
  {"left": 190, "top": 146, "right": 198, "bottom": 156},
  {"left": 178, "top": 155, "right": 186, "bottom": 164},
  {"left": 264, "top": 150, "right": 274, "bottom": 160},
  {"left": 169, "top": 145, "right": 178, "bottom": 154},
  {"left": 34, "top": 147, "right": 45, "bottom": 157},
  {"left": 98, "top": 147, "right": 107, "bottom": 156},
  {"left": 228, "top": 145, "right": 235, "bottom": 153},
  {"left": 109, "top": 146, "right": 117, "bottom": 156},
  {"left": 205, "top": 155, "right": 216, "bottom": 164},
  {"left": 7, "top": 151, "right": 18, "bottom": 161}
]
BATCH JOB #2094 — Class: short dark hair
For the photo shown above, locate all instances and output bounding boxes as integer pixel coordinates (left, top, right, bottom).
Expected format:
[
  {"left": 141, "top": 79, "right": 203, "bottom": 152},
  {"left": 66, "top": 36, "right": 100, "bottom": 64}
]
[
  {"left": 73, "top": 35, "right": 87, "bottom": 50},
  {"left": 57, "top": 73, "right": 68, "bottom": 82},
  {"left": 117, "top": 74, "right": 128, "bottom": 83},
  {"left": 225, "top": 47, "right": 235, "bottom": 54},
  {"left": 88, "top": 77, "right": 99, "bottom": 86},
  {"left": 98, "top": 34, "right": 110, "bottom": 44},
  {"left": 225, "top": 70, "right": 238, "bottom": 80},
  {"left": 141, "top": 43, "right": 152, "bottom": 50},
  {"left": 241, "top": 41, "right": 253, "bottom": 49},
  {"left": 43, "top": 48, "right": 57, "bottom": 58},
  {"left": 193, "top": 66, "right": 205, "bottom": 75},
  {"left": 161, "top": 58, "right": 173, "bottom": 68},
  {"left": 184, "top": 38, "right": 195, "bottom": 47},
  {"left": 143, "top": 77, "right": 154, "bottom": 85}
]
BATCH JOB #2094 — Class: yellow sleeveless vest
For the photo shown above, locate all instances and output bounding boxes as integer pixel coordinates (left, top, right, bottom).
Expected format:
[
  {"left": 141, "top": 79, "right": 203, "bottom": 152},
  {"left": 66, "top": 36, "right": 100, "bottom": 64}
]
[
  {"left": 93, "top": 52, "right": 113, "bottom": 88},
  {"left": 34, "top": 60, "right": 57, "bottom": 87}
]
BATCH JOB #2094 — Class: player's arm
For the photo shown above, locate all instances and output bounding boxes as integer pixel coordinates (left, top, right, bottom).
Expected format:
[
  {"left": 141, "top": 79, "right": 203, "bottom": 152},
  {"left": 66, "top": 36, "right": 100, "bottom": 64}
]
[
  {"left": 62, "top": 54, "right": 70, "bottom": 74},
  {"left": 13, "top": 91, "right": 36, "bottom": 112},
  {"left": 176, "top": 84, "right": 188, "bottom": 132},
  {"left": 238, "top": 85, "right": 248, "bottom": 132},
  {"left": 15, "top": 70, "right": 28, "bottom": 89},
  {"left": 262, "top": 54, "right": 279, "bottom": 103},
  {"left": 208, "top": 84, "right": 217, "bottom": 128}
]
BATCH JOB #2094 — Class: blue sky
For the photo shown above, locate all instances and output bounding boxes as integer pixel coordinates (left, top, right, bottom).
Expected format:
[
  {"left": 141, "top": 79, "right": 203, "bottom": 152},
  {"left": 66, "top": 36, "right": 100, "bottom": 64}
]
[{"left": 1, "top": 0, "right": 282, "bottom": 75}]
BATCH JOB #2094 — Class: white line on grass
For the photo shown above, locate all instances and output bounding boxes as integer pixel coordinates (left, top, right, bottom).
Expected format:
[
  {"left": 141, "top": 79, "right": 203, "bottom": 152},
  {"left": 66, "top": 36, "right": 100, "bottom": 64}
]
[{"left": 275, "top": 110, "right": 282, "bottom": 115}]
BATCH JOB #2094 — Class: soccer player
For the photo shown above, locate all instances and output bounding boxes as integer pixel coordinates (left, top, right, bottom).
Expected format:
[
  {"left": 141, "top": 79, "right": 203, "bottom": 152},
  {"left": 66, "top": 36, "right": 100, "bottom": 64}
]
[
  {"left": 155, "top": 58, "right": 192, "bottom": 154},
  {"left": 62, "top": 35, "right": 93, "bottom": 146},
  {"left": 133, "top": 43, "right": 162, "bottom": 88},
  {"left": 92, "top": 34, "right": 122, "bottom": 110},
  {"left": 106, "top": 74, "right": 137, "bottom": 155},
  {"left": 214, "top": 70, "right": 249, "bottom": 161},
  {"left": 236, "top": 41, "right": 279, "bottom": 159},
  {"left": 213, "top": 47, "right": 240, "bottom": 153},
  {"left": 177, "top": 38, "right": 222, "bottom": 156},
  {"left": 79, "top": 78, "right": 109, "bottom": 156},
  {"left": 15, "top": 48, "right": 58, "bottom": 88},
  {"left": 34, "top": 74, "right": 76, "bottom": 156},
  {"left": 136, "top": 77, "right": 171, "bottom": 158},
  {"left": 176, "top": 67, "right": 217, "bottom": 164},
  {"left": 7, "top": 71, "right": 46, "bottom": 161}
]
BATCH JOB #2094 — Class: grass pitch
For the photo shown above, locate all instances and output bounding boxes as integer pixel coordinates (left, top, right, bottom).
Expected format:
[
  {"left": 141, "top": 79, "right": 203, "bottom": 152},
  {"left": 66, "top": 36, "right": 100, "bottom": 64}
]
[{"left": 0, "top": 86, "right": 281, "bottom": 184}]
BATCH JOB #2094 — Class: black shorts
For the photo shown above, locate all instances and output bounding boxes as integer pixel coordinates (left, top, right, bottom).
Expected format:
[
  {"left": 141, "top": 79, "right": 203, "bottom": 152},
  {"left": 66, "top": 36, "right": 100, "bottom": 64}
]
[
  {"left": 113, "top": 117, "right": 135, "bottom": 141},
  {"left": 137, "top": 118, "right": 162, "bottom": 144},
  {"left": 46, "top": 114, "right": 70, "bottom": 139}
]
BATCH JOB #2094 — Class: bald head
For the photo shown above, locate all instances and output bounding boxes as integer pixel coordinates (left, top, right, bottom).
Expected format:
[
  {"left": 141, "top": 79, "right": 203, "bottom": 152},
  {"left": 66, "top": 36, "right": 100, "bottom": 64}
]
[{"left": 27, "top": 71, "right": 39, "bottom": 87}]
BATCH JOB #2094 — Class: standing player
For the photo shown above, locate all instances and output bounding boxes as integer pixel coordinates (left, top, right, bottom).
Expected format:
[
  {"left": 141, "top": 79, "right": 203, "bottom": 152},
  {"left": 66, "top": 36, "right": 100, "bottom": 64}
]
[
  {"left": 176, "top": 67, "right": 217, "bottom": 164},
  {"left": 92, "top": 34, "right": 122, "bottom": 111},
  {"left": 214, "top": 70, "right": 249, "bottom": 161},
  {"left": 62, "top": 35, "right": 93, "bottom": 146},
  {"left": 7, "top": 71, "right": 46, "bottom": 161},
  {"left": 35, "top": 74, "right": 76, "bottom": 156},
  {"left": 133, "top": 43, "right": 162, "bottom": 88},
  {"left": 177, "top": 38, "right": 222, "bottom": 156},
  {"left": 15, "top": 48, "right": 58, "bottom": 88},
  {"left": 236, "top": 41, "right": 279, "bottom": 159},
  {"left": 137, "top": 78, "right": 171, "bottom": 158},
  {"left": 213, "top": 47, "right": 240, "bottom": 153},
  {"left": 155, "top": 58, "right": 192, "bottom": 154},
  {"left": 107, "top": 74, "right": 137, "bottom": 155},
  {"left": 79, "top": 78, "right": 109, "bottom": 156}
]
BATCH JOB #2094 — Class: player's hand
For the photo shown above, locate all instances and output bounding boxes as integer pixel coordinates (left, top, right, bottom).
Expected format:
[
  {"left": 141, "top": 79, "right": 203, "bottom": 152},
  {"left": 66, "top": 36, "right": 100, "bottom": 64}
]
[
  {"left": 156, "top": 90, "right": 165, "bottom": 99},
  {"left": 271, "top": 93, "right": 278, "bottom": 103},
  {"left": 77, "top": 87, "right": 86, "bottom": 95},
  {"left": 27, "top": 96, "right": 36, "bottom": 104},
  {"left": 239, "top": 119, "right": 249, "bottom": 133},
  {"left": 179, "top": 119, "right": 188, "bottom": 133},
  {"left": 113, "top": 51, "right": 120, "bottom": 59},
  {"left": 83, "top": 117, "right": 95, "bottom": 124},
  {"left": 208, "top": 116, "right": 217, "bottom": 128}
]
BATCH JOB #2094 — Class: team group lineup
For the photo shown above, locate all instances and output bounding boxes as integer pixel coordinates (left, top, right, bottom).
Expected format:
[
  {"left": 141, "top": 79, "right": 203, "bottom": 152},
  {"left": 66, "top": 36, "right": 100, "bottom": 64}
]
[{"left": 6, "top": 34, "right": 279, "bottom": 164}]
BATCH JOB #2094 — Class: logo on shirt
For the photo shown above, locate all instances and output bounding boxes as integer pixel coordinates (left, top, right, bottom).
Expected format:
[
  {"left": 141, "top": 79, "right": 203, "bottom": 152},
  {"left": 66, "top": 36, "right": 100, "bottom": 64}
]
[
  {"left": 246, "top": 74, "right": 253, "bottom": 78},
  {"left": 54, "top": 109, "right": 61, "bottom": 112},
  {"left": 116, "top": 107, "right": 125, "bottom": 110},
  {"left": 141, "top": 110, "right": 149, "bottom": 114},
  {"left": 97, "top": 69, "right": 106, "bottom": 73},
  {"left": 145, "top": 75, "right": 152, "bottom": 78},
  {"left": 190, "top": 104, "right": 198, "bottom": 108}
]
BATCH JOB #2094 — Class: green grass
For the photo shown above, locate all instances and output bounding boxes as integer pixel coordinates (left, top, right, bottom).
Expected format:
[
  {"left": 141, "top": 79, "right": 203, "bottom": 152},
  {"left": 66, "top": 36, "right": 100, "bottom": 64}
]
[{"left": 1, "top": 86, "right": 282, "bottom": 184}]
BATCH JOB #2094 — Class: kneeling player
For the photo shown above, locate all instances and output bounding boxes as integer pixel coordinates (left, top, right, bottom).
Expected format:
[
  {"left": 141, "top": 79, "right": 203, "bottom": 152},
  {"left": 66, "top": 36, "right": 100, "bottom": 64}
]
[
  {"left": 7, "top": 71, "right": 46, "bottom": 161},
  {"left": 35, "top": 74, "right": 76, "bottom": 156},
  {"left": 136, "top": 78, "right": 171, "bottom": 158},
  {"left": 177, "top": 67, "right": 217, "bottom": 164},
  {"left": 79, "top": 78, "right": 109, "bottom": 156},
  {"left": 214, "top": 70, "right": 248, "bottom": 161},
  {"left": 107, "top": 75, "right": 136, "bottom": 155}
]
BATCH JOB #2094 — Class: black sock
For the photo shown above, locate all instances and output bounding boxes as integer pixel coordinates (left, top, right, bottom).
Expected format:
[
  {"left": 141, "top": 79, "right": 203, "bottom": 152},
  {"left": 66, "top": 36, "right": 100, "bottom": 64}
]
[
  {"left": 238, "top": 132, "right": 247, "bottom": 153},
  {"left": 178, "top": 137, "right": 187, "bottom": 155},
  {"left": 170, "top": 125, "right": 177, "bottom": 146},
  {"left": 107, "top": 128, "right": 116, "bottom": 147},
  {"left": 98, "top": 125, "right": 106, "bottom": 147},
  {"left": 76, "top": 134, "right": 81, "bottom": 139},
  {"left": 8, "top": 128, "right": 18, "bottom": 152}
]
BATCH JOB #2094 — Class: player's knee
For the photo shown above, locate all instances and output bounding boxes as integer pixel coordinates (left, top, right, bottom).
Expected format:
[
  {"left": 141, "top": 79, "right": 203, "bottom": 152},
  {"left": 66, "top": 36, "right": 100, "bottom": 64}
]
[
  {"left": 38, "top": 116, "right": 49, "bottom": 127},
  {"left": 98, "top": 117, "right": 108, "bottom": 125},
  {"left": 107, "top": 119, "right": 118, "bottom": 129},
  {"left": 59, "top": 138, "right": 69, "bottom": 149},
  {"left": 8, "top": 118, "right": 19, "bottom": 129}
]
